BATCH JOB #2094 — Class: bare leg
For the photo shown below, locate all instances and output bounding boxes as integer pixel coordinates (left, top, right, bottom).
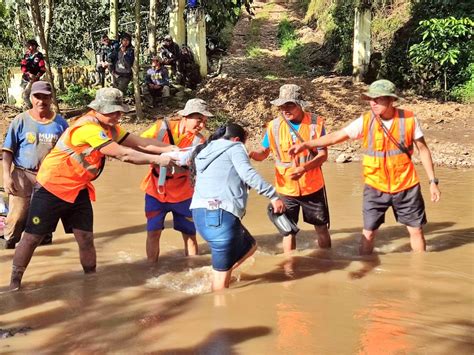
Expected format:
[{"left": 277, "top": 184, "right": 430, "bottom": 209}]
[
  {"left": 315, "top": 225, "right": 331, "bottom": 249},
  {"left": 407, "top": 226, "right": 426, "bottom": 252},
  {"left": 73, "top": 229, "right": 96, "bottom": 273},
  {"left": 282, "top": 234, "right": 296, "bottom": 253},
  {"left": 10, "top": 232, "right": 44, "bottom": 290},
  {"left": 146, "top": 230, "right": 162, "bottom": 263},
  {"left": 360, "top": 229, "right": 377, "bottom": 255},
  {"left": 212, "top": 269, "right": 232, "bottom": 291},
  {"left": 232, "top": 243, "right": 257, "bottom": 271},
  {"left": 182, "top": 233, "right": 198, "bottom": 256}
]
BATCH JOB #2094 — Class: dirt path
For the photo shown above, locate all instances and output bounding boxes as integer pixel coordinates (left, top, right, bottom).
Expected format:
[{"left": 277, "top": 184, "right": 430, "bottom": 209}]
[{"left": 199, "top": 0, "right": 473, "bottom": 168}]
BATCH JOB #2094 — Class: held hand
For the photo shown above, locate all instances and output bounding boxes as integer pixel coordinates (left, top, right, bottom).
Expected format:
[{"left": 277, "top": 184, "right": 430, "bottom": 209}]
[
  {"left": 3, "top": 175, "right": 17, "bottom": 195},
  {"left": 430, "top": 183, "right": 441, "bottom": 202},
  {"left": 288, "top": 143, "right": 307, "bottom": 157},
  {"left": 288, "top": 166, "right": 306, "bottom": 181},
  {"left": 156, "top": 155, "right": 173, "bottom": 166},
  {"left": 271, "top": 198, "right": 285, "bottom": 214}
]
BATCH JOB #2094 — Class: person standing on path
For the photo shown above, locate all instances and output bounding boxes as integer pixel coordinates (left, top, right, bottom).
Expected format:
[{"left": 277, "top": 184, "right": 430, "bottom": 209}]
[
  {"left": 20, "top": 39, "right": 47, "bottom": 109},
  {"left": 9, "top": 88, "right": 176, "bottom": 291},
  {"left": 289, "top": 79, "right": 441, "bottom": 255},
  {"left": 140, "top": 99, "right": 211, "bottom": 263},
  {"left": 249, "top": 84, "right": 331, "bottom": 253},
  {"left": 109, "top": 33, "right": 134, "bottom": 94},
  {"left": 1, "top": 81, "right": 68, "bottom": 249},
  {"left": 190, "top": 123, "right": 285, "bottom": 291}
]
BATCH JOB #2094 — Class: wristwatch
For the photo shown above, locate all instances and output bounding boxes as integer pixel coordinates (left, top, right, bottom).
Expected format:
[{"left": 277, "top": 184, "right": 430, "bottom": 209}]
[{"left": 429, "top": 178, "right": 439, "bottom": 185}]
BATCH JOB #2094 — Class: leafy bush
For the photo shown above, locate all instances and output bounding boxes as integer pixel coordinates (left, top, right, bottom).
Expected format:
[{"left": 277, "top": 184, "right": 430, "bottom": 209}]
[
  {"left": 450, "top": 63, "right": 474, "bottom": 103},
  {"left": 59, "top": 85, "right": 96, "bottom": 107},
  {"left": 408, "top": 17, "right": 473, "bottom": 100}
]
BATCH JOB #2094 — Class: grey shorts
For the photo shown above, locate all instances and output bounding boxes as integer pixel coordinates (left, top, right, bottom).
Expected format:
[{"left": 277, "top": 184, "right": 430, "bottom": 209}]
[{"left": 363, "top": 184, "right": 427, "bottom": 231}]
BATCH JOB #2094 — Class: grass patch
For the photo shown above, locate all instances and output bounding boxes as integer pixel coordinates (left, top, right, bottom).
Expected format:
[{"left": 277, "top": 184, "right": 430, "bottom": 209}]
[
  {"left": 58, "top": 84, "right": 96, "bottom": 107},
  {"left": 246, "top": 45, "right": 265, "bottom": 58},
  {"left": 264, "top": 74, "right": 279, "bottom": 80},
  {"left": 277, "top": 18, "right": 309, "bottom": 74}
]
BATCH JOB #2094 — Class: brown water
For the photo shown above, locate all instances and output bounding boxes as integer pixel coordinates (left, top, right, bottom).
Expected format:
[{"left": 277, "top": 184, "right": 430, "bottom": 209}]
[{"left": 0, "top": 161, "right": 473, "bottom": 354}]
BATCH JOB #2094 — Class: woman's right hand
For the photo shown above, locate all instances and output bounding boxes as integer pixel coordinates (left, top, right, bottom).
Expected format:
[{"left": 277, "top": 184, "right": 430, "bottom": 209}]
[{"left": 271, "top": 198, "right": 285, "bottom": 214}]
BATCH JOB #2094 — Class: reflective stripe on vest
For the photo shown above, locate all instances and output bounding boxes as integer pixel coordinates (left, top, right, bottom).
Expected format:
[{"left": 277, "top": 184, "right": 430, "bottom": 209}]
[
  {"left": 364, "top": 109, "right": 414, "bottom": 158},
  {"left": 53, "top": 116, "right": 118, "bottom": 177},
  {"left": 156, "top": 119, "right": 203, "bottom": 146},
  {"left": 272, "top": 113, "right": 320, "bottom": 168}
]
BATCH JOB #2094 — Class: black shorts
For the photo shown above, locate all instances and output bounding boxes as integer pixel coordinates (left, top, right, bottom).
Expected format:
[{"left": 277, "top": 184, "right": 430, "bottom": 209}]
[
  {"left": 25, "top": 187, "right": 93, "bottom": 236},
  {"left": 281, "top": 188, "right": 329, "bottom": 229},
  {"left": 363, "top": 184, "right": 427, "bottom": 231}
]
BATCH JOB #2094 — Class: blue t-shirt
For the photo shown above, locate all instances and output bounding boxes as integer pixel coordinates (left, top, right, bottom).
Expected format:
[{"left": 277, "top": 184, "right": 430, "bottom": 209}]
[
  {"left": 145, "top": 67, "right": 170, "bottom": 86},
  {"left": 2, "top": 112, "right": 69, "bottom": 171},
  {"left": 261, "top": 121, "right": 326, "bottom": 148}
]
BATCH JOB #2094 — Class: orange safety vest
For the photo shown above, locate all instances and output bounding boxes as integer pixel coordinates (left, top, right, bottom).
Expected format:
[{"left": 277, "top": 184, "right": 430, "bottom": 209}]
[
  {"left": 140, "top": 118, "right": 204, "bottom": 203},
  {"left": 267, "top": 112, "right": 325, "bottom": 196},
  {"left": 37, "top": 115, "right": 121, "bottom": 203},
  {"left": 362, "top": 109, "right": 419, "bottom": 193}
]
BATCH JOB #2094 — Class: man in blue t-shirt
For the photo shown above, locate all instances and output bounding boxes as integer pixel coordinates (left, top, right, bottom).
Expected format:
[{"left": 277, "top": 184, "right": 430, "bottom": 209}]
[
  {"left": 1, "top": 81, "right": 68, "bottom": 249},
  {"left": 142, "top": 56, "right": 170, "bottom": 107}
]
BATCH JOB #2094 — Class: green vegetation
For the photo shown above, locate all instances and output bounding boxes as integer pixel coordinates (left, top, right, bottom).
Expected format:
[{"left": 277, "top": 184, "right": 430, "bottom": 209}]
[
  {"left": 58, "top": 85, "right": 96, "bottom": 107},
  {"left": 246, "top": 45, "right": 264, "bottom": 58},
  {"left": 277, "top": 19, "right": 308, "bottom": 75},
  {"left": 408, "top": 17, "right": 473, "bottom": 100},
  {"left": 205, "top": 111, "right": 231, "bottom": 132}
]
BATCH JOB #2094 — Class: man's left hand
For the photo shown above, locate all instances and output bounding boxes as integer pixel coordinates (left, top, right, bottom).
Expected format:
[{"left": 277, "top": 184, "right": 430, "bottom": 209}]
[
  {"left": 430, "top": 183, "right": 441, "bottom": 202},
  {"left": 289, "top": 166, "right": 306, "bottom": 180}
]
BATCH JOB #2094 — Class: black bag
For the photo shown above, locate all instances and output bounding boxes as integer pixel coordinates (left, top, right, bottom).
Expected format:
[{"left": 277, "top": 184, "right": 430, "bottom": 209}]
[{"left": 267, "top": 203, "right": 299, "bottom": 236}]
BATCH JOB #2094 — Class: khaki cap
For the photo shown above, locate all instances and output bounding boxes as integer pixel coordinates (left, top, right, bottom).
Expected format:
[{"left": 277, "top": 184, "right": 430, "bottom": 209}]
[
  {"left": 177, "top": 98, "right": 214, "bottom": 117},
  {"left": 362, "top": 79, "right": 400, "bottom": 100},
  {"left": 88, "top": 88, "right": 129, "bottom": 114},
  {"left": 270, "top": 84, "right": 308, "bottom": 107}
]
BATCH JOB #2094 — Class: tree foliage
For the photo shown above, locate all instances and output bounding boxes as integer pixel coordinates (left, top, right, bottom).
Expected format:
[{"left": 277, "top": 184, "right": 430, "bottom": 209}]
[{"left": 408, "top": 17, "right": 473, "bottom": 98}]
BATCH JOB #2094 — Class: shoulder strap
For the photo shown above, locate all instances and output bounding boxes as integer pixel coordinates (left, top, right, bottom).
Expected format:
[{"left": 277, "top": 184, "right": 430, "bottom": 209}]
[{"left": 373, "top": 111, "right": 411, "bottom": 158}]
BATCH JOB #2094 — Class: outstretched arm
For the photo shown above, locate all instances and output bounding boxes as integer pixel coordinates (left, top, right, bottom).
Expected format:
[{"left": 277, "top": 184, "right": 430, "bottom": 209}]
[
  {"left": 100, "top": 141, "right": 173, "bottom": 166},
  {"left": 248, "top": 147, "right": 270, "bottom": 161},
  {"left": 121, "top": 133, "right": 176, "bottom": 154},
  {"left": 415, "top": 137, "right": 440, "bottom": 202},
  {"left": 288, "top": 129, "right": 350, "bottom": 156}
]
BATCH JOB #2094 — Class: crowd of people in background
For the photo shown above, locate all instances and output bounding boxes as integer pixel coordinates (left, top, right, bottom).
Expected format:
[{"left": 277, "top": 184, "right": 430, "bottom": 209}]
[{"left": 2, "top": 35, "right": 442, "bottom": 293}]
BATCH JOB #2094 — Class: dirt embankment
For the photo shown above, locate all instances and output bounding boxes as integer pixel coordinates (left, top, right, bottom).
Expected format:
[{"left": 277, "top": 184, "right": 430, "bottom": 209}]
[{"left": 1, "top": 0, "right": 472, "bottom": 168}]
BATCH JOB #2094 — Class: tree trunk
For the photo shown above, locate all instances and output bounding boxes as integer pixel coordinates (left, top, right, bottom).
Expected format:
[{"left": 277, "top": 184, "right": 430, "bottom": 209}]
[
  {"left": 110, "top": 0, "right": 119, "bottom": 40},
  {"left": 13, "top": 0, "right": 27, "bottom": 45},
  {"left": 24, "top": 0, "right": 40, "bottom": 44},
  {"left": 44, "top": 0, "right": 54, "bottom": 46},
  {"left": 148, "top": 0, "right": 158, "bottom": 57},
  {"left": 28, "top": 0, "right": 60, "bottom": 113},
  {"left": 133, "top": 0, "right": 143, "bottom": 120}
]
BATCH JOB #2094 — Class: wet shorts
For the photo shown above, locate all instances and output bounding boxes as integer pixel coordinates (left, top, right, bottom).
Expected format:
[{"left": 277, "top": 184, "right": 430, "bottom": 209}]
[
  {"left": 281, "top": 188, "right": 329, "bottom": 229},
  {"left": 145, "top": 194, "right": 196, "bottom": 235},
  {"left": 363, "top": 184, "right": 427, "bottom": 231},
  {"left": 192, "top": 208, "right": 256, "bottom": 271},
  {"left": 25, "top": 187, "right": 93, "bottom": 236}
]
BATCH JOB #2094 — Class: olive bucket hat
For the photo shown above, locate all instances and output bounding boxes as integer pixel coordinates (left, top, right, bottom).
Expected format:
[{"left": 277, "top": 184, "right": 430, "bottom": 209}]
[
  {"left": 88, "top": 88, "right": 129, "bottom": 114},
  {"left": 270, "top": 84, "right": 308, "bottom": 107},
  {"left": 177, "top": 98, "right": 214, "bottom": 117},
  {"left": 362, "top": 79, "right": 400, "bottom": 100}
]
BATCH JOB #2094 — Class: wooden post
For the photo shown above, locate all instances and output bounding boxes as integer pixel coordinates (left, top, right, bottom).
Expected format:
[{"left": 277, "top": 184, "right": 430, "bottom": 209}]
[
  {"left": 186, "top": 8, "right": 207, "bottom": 77},
  {"left": 169, "top": 0, "right": 186, "bottom": 46},
  {"left": 148, "top": 0, "right": 158, "bottom": 56},
  {"left": 352, "top": 8, "right": 371, "bottom": 82},
  {"left": 110, "top": 0, "right": 118, "bottom": 40}
]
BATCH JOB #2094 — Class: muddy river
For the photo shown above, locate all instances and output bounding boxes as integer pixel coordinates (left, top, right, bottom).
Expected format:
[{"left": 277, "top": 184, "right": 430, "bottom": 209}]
[{"left": 0, "top": 161, "right": 472, "bottom": 354}]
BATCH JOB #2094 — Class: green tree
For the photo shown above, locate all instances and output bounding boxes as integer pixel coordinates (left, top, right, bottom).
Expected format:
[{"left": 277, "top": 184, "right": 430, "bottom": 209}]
[{"left": 408, "top": 17, "right": 474, "bottom": 99}]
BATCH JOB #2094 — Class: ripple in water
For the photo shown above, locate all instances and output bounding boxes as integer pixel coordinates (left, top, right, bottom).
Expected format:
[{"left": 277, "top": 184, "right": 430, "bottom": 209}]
[{"left": 146, "top": 267, "right": 214, "bottom": 294}]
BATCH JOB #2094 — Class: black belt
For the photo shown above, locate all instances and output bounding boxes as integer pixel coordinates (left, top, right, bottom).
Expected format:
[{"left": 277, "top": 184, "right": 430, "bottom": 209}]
[{"left": 14, "top": 166, "right": 38, "bottom": 174}]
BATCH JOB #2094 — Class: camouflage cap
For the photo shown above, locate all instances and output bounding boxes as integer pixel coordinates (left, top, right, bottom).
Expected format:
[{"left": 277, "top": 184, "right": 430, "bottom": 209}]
[
  {"left": 177, "top": 98, "right": 214, "bottom": 117},
  {"left": 270, "top": 84, "right": 308, "bottom": 107},
  {"left": 88, "top": 88, "right": 129, "bottom": 114},
  {"left": 362, "top": 79, "right": 400, "bottom": 100}
]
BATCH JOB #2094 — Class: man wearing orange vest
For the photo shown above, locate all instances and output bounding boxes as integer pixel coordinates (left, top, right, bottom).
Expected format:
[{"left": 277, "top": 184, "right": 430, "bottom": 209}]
[
  {"left": 249, "top": 84, "right": 331, "bottom": 253},
  {"left": 9, "top": 88, "right": 175, "bottom": 290},
  {"left": 289, "top": 79, "right": 441, "bottom": 255},
  {"left": 140, "top": 98, "right": 212, "bottom": 263}
]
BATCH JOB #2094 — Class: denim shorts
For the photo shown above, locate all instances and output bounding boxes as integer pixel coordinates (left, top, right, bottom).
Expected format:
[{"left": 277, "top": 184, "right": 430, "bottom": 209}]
[
  {"left": 192, "top": 208, "right": 256, "bottom": 271},
  {"left": 145, "top": 194, "right": 196, "bottom": 235}
]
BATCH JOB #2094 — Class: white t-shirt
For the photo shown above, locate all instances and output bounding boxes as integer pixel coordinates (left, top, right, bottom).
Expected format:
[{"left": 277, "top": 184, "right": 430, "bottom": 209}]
[{"left": 343, "top": 115, "right": 424, "bottom": 140}]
